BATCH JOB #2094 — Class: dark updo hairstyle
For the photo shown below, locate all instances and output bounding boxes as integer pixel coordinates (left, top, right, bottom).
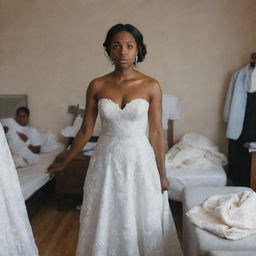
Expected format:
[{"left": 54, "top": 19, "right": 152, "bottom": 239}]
[{"left": 103, "top": 24, "right": 147, "bottom": 63}]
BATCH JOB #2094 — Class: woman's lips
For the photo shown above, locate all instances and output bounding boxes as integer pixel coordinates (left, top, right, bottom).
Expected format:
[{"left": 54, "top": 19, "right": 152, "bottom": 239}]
[{"left": 119, "top": 59, "right": 128, "bottom": 64}]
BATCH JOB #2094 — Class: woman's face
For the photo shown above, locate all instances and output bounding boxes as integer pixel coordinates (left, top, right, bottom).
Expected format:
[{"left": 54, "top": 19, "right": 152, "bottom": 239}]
[{"left": 110, "top": 31, "right": 138, "bottom": 68}]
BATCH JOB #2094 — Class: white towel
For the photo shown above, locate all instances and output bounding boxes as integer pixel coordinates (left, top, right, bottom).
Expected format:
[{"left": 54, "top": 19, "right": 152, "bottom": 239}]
[{"left": 186, "top": 190, "right": 256, "bottom": 240}]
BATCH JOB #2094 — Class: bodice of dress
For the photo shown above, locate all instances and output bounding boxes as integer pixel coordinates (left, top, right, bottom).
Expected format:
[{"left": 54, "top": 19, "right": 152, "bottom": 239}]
[{"left": 98, "top": 98, "right": 149, "bottom": 138}]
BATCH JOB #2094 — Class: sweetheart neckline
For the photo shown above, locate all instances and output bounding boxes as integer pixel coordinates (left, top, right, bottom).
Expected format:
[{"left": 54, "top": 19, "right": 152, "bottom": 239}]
[{"left": 98, "top": 98, "right": 149, "bottom": 111}]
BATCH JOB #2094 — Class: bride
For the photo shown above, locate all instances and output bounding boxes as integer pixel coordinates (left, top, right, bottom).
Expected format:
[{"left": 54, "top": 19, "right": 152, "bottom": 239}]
[
  {"left": 0, "top": 123, "right": 38, "bottom": 256},
  {"left": 48, "top": 24, "right": 182, "bottom": 256}
]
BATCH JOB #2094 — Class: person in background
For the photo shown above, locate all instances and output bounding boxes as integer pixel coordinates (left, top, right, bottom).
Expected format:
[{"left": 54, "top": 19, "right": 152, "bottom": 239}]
[{"left": 4, "top": 106, "right": 41, "bottom": 153}]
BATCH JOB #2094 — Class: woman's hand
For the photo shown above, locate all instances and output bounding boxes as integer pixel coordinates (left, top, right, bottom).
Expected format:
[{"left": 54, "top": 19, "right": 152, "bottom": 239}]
[
  {"left": 160, "top": 176, "right": 169, "bottom": 193},
  {"left": 47, "top": 162, "right": 65, "bottom": 173}
]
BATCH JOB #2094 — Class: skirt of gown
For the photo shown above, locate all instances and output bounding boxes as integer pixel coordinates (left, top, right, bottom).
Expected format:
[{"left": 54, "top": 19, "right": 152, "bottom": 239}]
[
  {"left": 76, "top": 135, "right": 182, "bottom": 256},
  {"left": 0, "top": 124, "right": 38, "bottom": 256}
]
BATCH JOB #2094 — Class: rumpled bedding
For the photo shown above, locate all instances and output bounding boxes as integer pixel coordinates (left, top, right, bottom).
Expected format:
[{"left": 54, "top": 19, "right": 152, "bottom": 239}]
[
  {"left": 186, "top": 190, "right": 256, "bottom": 240},
  {"left": 165, "top": 133, "right": 227, "bottom": 169},
  {"left": 40, "top": 132, "right": 63, "bottom": 153}
]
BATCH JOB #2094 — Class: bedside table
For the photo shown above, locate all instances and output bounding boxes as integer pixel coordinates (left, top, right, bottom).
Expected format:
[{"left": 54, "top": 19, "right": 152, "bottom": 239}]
[{"left": 54, "top": 150, "right": 91, "bottom": 210}]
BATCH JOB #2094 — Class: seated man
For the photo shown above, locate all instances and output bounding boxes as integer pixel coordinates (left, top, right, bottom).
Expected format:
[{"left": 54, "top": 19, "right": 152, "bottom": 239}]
[{"left": 4, "top": 106, "right": 41, "bottom": 153}]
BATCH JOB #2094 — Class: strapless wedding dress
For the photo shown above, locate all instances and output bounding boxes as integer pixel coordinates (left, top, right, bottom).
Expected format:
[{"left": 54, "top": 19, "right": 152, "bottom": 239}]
[
  {"left": 76, "top": 98, "right": 182, "bottom": 256},
  {"left": 0, "top": 124, "right": 38, "bottom": 256}
]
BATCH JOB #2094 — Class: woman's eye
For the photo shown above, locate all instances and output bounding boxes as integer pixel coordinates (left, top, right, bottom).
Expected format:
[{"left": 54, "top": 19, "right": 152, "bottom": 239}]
[
  {"left": 128, "top": 44, "right": 133, "bottom": 49},
  {"left": 113, "top": 45, "right": 120, "bottom": 49}
]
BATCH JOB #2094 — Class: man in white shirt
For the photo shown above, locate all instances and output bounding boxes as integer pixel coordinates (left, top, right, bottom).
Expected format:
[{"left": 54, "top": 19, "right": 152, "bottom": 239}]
[{"left": 12, "top": 106, "right": 41, "bottom": 153}]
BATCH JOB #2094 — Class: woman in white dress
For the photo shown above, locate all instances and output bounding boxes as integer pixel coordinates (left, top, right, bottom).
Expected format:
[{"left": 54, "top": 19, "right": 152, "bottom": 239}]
[
  {"left": 0, "top": 123, "right": 38, "bottom": 256},
  {"left": 48, "top": 24, "right": 182, "bottom": 256}
]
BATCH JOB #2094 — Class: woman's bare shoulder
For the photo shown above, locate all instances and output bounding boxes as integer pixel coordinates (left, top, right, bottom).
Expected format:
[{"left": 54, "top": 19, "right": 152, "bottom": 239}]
[
  {"left": 87, "top": 74, "right": 112, "bottom": 94},
  {"left": 137, "top": 72, "right": 161, "bottom": 93}
]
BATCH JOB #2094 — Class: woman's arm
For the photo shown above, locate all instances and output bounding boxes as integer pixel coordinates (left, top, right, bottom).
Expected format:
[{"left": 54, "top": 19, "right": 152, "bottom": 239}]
[
  {"left": 48, "top": 80, "right": 98, "bottom": 172},
  {"left": 148, "top": 80, "right": 169, "bottom": 193}
]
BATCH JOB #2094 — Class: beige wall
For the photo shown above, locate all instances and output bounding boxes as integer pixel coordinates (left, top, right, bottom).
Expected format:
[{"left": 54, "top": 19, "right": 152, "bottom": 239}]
[{"left": 0, "top": 0, "right": 255, "bottom": 153}]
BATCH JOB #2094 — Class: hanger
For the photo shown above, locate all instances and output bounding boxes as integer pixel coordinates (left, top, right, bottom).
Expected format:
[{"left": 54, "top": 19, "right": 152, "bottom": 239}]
[{"left": 250, "top": 52, "right": 256, "bottom": 68}]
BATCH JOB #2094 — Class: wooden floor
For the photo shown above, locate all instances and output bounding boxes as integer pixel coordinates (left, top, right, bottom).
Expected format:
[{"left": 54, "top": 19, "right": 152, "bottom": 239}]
[
  {"left": 30, "top": 197, "right": 80, "bottom": 256},
  {"left": 30, "top": 196, "right": 182, "bottom": 256}
]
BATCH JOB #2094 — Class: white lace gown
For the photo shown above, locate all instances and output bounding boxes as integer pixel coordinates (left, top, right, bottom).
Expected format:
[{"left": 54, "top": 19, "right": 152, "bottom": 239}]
[
  {"left": 76, "top": 98, "right": 182, "bottom": 256},
  {"left": 0, "top": 124, "right": 38, "bottom": 256}
]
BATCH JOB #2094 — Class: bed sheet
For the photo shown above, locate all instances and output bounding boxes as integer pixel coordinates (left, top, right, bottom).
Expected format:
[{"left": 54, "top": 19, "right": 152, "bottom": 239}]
[
  {"left": 17, "top": 144, "right": 65, "bottom": 200},
  {"left": 166, "top": 165, "right": 227, "bottom": 201}
]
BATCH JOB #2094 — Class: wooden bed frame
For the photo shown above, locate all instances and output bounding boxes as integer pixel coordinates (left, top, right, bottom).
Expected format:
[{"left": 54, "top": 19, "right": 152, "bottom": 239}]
[{"left": 167, "top": 120, "right": 174, "bottom": 149}]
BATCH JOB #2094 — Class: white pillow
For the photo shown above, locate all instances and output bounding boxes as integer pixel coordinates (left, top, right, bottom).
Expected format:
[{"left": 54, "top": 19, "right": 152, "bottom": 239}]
[
  {"left": 61, "top": 114, "right": 102, "bottom": 137},
  {"left": 40, "top": 132, "right": 64, "bottom": 153}
]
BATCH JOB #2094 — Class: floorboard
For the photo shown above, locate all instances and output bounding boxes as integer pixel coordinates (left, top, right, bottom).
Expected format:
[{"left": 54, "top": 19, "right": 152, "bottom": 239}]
[{"left": 30, "top": 196, "right": 182, "bottom": 256}]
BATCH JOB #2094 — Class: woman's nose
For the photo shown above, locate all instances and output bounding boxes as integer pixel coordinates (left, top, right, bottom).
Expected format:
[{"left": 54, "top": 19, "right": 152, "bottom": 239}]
[{"left": 120, "top": 46, "right": 127, "bottom": 55}]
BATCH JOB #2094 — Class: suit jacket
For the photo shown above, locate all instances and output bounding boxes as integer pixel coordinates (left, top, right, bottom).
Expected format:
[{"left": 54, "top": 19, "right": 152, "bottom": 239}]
[{"left": 223, "top": 64, "right": 249, "bottom": 140}]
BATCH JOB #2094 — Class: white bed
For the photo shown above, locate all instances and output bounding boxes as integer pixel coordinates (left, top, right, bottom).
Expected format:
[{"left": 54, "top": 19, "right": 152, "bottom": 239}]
[
  {"left": 17, "top": 145, "right": 65, "bottom": 200},
  {"left": 0, "top": 94, "right": 67, "bottom": 201},
  {"left": 163, "top": 100, "right": 227, "bottom": 202},
  {"left": 166, "top": 165, "right": 227, "bottom": 201}
]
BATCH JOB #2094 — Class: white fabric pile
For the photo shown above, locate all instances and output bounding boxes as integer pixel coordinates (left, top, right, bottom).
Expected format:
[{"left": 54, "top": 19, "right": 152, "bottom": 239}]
[
  {"left": 186, "top": 190, "right": 256, "bottom": 240},
  {"left": 40, "top": 131, "right": 63, "bottom": 153},
  {"left": 165, "top": 133, "right": 227, "bottom": 169}
]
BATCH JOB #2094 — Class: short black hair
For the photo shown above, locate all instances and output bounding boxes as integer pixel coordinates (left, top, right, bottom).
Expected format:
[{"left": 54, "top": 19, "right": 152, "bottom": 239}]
[
  {"left": 103, "top": 24, "right": 147, "bottom": 63},
  {"left": 16, "top": 106, "right": 30, "bottom": 116}
]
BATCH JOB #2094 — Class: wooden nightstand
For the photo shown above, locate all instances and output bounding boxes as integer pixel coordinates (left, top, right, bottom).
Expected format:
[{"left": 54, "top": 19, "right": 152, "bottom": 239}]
[
  {"left": 244, "top": 143, "right": 256, "bottom": 190},
  {"left": 251, "top": 152, "right": 256, "bottom": 190},
  {"left": 54, "top": 150, "right": 91, "bottom": 210}
]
